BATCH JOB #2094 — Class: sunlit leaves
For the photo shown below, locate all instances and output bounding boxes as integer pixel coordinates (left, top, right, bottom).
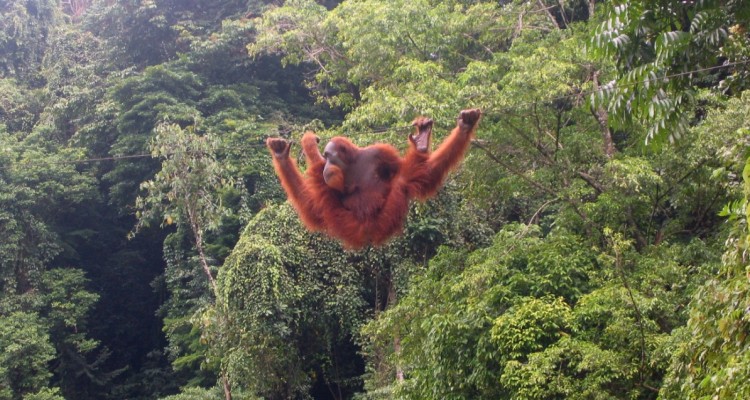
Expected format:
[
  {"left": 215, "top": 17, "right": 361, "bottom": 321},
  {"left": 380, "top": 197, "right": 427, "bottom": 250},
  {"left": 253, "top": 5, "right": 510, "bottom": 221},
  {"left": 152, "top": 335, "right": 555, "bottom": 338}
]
[
  {"left": 361, "top": 226, "right": 599, "bottom": 399},
  {"left": 501, "top": 337, "right": 631, "bottom": 400},
  {"left": 206, "top": 205, "right": 359, "bottom": 398},
  {"left": 606, "top": 156, "right": 663, "bottom": 193},
  {"left": 158, "top": 387, "right": 222, "bottom": 400},
  {"left": 213, "top": 232, "right": 306, "bottom": 398},
  {"left": 491, "top": 296, "right": 574, "bottom": 359},
  {"left": 133, "top": 122, "right": 231, "bottom": 236},
  {"left": 659, "top": 99, "right": 750, "bottom": 398},
  {"left": 250, "top": 0, "right": 344, "bottom": 103},
  {"left": 590, "top": 0, "right": 750, "bottom": 144},
  {"left": 662, "top": 271, "right": 750, "bottom": 399},
  {"left": 252, "top": 0, "right": 520, "bottom": 126}
]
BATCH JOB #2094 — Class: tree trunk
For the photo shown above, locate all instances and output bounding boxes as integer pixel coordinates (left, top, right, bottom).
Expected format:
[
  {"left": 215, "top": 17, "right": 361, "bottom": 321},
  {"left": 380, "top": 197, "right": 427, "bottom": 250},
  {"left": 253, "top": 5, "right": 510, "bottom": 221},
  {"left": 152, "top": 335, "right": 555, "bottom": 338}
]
[
  {"left": 187, "top": 208, "right": 225, "bottom": 398},
  {"left": 590, "top": 70, "right": 616, "bottom": 158},
  {"left": 538, "top": 0, "right": 560, "bottom": 29},
  {"left": 387, "top": 279, "right": 404, "bottom": 383},
  {"left": 187, "top": 206, "right": 217, "bottom": 294},
  {"left": 222, "top": 374, "right": 232, "bottom": 400}
]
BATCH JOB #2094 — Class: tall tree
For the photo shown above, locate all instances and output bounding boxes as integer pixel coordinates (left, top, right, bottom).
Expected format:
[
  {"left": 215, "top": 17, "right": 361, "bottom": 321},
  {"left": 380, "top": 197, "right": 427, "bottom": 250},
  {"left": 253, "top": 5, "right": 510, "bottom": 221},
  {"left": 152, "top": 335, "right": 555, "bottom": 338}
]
[{"left": 134, "top": 122, "right": 232, "bottom": 293}]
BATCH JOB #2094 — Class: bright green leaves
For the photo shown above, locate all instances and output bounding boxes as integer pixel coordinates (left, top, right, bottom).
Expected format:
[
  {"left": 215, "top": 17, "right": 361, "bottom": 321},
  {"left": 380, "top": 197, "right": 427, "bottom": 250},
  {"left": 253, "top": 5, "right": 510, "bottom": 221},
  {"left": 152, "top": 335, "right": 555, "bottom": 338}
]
[
  {"left": 717, "top": 152, "right": 750, "bottom": 251},
  {"left": 21, "top": 387, "right": 65, "bottom": 400},
  {"left": 721, "top": 23, "right": 750, "bottom": 92},
  {"left": 158, "top": 387, "right": 222, "bottom": 400},
  {"left": 660, "top": 95, "right": 750, "bottom": 398},
  {"left": 590, "top": 0, "right": 750, "bottom": 144},
  {"left": 133, "top": 122, "right": 233, "bottom": 294},
  {"left": 39, "top": 268, "right": 99, "bottom": 341},
  {"left": 661, "top": 259, "right": 750, "bottom": 399},
  {"left": 501, "top": 337, "right": 630, "bottom": 400},
  {"left": 0, "top": 312, "right": 57, "bottom": 400},
  {"left": 655, "top": 31, "right": 693, "bottom": 65},
  {"left": 213, "top": 233, "right": 306, "bottom": 398},
  {"left": 205, "top": 205, "right": 359, "bottom": 398},
  {"left": 134, "top": 123, "right": 230, "bottom": 236},
  {"left": 334, "top": 0, "right": 507, "bottom": 126},
  {"left": 493, "top": 31, "right": 580, "bottom": 110},
  {"left": 693, "top": 93, "right": 750, "bottom": 265},
  {"left": 219, "top": 235, "right": 296, "bottom": 310},
  {"left": 361, "top": 226, "right": 599, "bottom": 399},
  {"left": 252, "top": 0, "right": 514, "bottom": 126},
  {"left": 606, "top": 157, "right": 663, "bottom": 193},
  {"left": 467, "top": 227, "right": 596, "bottom": 302},
  {"left": 362, "top": 220, "right": 719, "bottom": 398},
  {"left": 491, "top": 296, "right": 574, "bottom": 360},
  {"left": 1, "top": 0, "right": 746, "bottom": 398},
  {"left": 204, "top": 185, "right": 490, "bottom": 398},
  {"left": 250, "top": 0, "right": 342, "bottom": 103},
  {"left": 661, "top": 275, "right": 750, "bottom": 399}
]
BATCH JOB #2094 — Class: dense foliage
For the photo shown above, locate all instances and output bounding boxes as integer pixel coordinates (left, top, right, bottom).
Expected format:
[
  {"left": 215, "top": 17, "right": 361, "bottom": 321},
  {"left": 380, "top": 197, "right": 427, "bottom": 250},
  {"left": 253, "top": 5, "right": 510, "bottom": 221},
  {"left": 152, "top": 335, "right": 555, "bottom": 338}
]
[{"left": 1, "top": 0, "right": 749, "bottom": 399}]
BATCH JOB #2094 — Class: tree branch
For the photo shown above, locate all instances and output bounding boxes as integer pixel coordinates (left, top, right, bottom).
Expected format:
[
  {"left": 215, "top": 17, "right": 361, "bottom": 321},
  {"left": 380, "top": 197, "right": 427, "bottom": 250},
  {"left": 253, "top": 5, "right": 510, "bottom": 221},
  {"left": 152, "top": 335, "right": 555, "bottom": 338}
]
[
  {"left": 538, "top": 0, "right": 560, "bottom": 29},
  {"left": 590, "top": 69, "right": 616, "bottom": 158},
  {"left": 577, "top": 170, "right": 604, "bottom": 194},
  {"left": 472, "top": 140, "right": 592, "bottom": 227}
]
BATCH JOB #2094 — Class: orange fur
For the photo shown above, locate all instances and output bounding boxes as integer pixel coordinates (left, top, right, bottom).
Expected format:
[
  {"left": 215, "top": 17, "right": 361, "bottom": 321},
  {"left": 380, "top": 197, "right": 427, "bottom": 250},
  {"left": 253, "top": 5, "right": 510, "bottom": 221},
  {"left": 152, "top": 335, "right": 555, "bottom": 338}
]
[{"left": 267, "top": 109, "right": 481, "bottom": 248}]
